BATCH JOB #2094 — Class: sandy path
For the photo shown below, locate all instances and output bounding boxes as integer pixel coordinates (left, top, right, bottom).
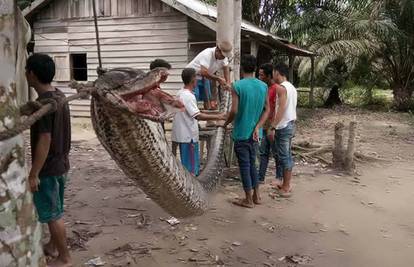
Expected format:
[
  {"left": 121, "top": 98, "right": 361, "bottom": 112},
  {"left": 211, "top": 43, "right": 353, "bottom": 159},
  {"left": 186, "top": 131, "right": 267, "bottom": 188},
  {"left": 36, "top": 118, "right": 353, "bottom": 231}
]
[{"left": 52, "top": 109, "right": 414, "bottom": 266}]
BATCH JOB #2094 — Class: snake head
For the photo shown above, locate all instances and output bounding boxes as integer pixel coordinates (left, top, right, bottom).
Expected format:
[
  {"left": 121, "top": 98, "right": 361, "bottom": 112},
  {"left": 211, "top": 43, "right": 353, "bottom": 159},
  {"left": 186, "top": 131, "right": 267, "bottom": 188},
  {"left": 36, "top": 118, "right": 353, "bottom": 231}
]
[{"left": 93, "top": 67, "right": 183, "bottom": 122}]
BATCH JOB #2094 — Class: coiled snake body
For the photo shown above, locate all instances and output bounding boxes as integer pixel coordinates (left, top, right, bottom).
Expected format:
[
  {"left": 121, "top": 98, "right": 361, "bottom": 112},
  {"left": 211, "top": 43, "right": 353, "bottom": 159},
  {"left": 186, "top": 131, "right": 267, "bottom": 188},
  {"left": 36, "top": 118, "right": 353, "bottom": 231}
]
[{"left": 87, "top": 67, "right": 228, "bottom": 217}]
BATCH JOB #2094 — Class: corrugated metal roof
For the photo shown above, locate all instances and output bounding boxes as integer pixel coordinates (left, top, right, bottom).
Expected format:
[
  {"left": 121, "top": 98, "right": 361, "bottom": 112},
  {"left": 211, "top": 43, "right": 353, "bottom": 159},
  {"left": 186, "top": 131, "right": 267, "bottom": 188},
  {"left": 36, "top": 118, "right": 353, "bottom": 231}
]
[
  {"left": 160, "top": 0, "right": 314, "bottom": 57},
  {"left": 161, "top": 0, "right": 286, "bottom": 42}
]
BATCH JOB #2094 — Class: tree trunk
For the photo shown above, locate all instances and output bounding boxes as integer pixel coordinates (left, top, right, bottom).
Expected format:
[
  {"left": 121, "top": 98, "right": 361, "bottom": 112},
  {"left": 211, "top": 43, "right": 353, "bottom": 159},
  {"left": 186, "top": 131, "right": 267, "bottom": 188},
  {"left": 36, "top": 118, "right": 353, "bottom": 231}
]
[
  {"left": 0, "top": 2, "right": 46, "bottom": 266},
  {"left": 344, "top": 121, "right": 357, "bottom": 173},
  {"left": 393, "top": 86, "right": 413, "bottom": 111},
  {"left": 332, "top": 122, "right": 345, "bottom": 169}
]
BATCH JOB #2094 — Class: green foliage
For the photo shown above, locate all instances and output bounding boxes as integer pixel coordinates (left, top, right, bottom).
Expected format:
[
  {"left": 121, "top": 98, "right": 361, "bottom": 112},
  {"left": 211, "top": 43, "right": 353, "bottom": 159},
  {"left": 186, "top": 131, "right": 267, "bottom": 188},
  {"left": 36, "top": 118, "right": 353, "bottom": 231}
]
[
  {"left": 288, "top": 0, "right": 414, "bottom": 111},
  {"left": 17, "top": 0, "right": 34, "bottom": 10}
]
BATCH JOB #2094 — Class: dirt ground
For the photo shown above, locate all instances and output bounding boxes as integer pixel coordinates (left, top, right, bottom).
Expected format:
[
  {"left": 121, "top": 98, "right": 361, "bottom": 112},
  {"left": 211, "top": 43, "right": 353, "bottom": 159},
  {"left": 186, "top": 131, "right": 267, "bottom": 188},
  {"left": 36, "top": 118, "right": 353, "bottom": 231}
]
[{"left": 43, "top": 108, "right": 414, "bottom": 267}]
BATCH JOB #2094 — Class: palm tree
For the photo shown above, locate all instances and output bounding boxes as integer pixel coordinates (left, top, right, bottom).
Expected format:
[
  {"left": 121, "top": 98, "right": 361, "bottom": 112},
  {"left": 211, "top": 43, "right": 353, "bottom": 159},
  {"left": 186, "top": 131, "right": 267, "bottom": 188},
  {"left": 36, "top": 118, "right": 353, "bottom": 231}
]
[
  {"left": 376, "top": 0, "right": 414, "bottom": 110},
  {"left": 289, "top": 0, "right": 414, "bottom": 110}
]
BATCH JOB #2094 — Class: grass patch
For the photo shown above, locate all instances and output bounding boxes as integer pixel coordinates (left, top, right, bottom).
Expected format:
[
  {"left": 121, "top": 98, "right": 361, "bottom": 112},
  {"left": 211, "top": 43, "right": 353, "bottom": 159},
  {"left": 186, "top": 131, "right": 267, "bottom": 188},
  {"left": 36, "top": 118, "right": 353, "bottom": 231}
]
[{"left": 297, "top": 86, "right": 394, "bottom": 111}]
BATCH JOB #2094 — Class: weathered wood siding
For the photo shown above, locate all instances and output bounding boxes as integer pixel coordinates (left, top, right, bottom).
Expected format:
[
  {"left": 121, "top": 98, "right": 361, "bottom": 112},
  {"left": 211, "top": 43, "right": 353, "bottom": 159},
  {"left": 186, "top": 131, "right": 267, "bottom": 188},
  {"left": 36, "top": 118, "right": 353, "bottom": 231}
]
[
  {"left": 36, "top": 0, "right": 172, "bottom": 20},
  {"left": 33, "top": 0, "right": 187, "bottom": 117}
]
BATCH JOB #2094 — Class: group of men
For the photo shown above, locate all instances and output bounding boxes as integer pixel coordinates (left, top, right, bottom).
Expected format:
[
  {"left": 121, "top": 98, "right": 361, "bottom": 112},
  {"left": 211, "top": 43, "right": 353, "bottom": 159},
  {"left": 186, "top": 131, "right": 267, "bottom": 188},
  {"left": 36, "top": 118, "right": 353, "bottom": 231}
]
[
  {"left": 26, "top": 41, "right": 296, "bottom": 266},
  {"left": 171, "top": 42, "right": 297, "bottom": 207}
]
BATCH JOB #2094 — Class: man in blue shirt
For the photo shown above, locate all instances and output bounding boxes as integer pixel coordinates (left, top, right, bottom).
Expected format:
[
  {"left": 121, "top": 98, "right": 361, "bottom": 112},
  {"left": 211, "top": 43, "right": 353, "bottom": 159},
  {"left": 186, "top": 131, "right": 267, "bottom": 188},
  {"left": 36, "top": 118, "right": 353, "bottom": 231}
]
[{"left": 223, "top": 55, "right": 270, "bottom": 208}]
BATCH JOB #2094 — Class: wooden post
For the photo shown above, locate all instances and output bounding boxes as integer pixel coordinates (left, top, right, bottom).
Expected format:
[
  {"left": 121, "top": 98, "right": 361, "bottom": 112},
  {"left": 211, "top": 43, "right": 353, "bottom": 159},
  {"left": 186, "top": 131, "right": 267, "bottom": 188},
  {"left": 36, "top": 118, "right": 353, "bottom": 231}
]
[
  {"left": 250, "top": 40, "right": 258, "bottom": 57},
  {"left": 344, "top": 121, "right": 357, "bottom": 173},
  {"left": 217, "top": 0, "right": 234, "bottom": 80},
  {"left": 92, "top": 0, "right": 102, "bottom": 70},
  {"left": 333, "top": 122, "right": 345, "bottom": 169},
  {"left": 233, "top": 0, "right": 242, "bottom": 81},
  {"left": 217, "top": 0, "right": 235, "bottom": 166},
  {"left": 0, "top": 2, "right": 46, "bottom": 265},
  {"left": 310, "top": 56, "right": 315, "bottom": 107},
  {"left": 288, "top": 55, "right": 295, "bottom": 82}
]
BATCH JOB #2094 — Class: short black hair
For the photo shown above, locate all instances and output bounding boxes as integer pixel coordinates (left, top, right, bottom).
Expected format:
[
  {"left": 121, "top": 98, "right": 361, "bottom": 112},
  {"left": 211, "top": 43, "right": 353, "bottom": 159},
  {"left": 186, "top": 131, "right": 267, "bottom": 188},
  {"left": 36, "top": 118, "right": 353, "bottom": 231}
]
[
  {"left": 241, "top": 55, "right": 257, "bottom": 73},
  {"left": 273, "top": 63, "right": 289, "bottom": 78},
  {"left": 26, "top": 53, "right": 55, "bottom": 84},
  {"left": 150, "top": 59, "right": 171, "bottom": 70},
  {"left": 259, "top": 63, "right": 273, "bottom": 77},
  {"left": 181, "top": 68, "right": 196, "bottom": 85}
]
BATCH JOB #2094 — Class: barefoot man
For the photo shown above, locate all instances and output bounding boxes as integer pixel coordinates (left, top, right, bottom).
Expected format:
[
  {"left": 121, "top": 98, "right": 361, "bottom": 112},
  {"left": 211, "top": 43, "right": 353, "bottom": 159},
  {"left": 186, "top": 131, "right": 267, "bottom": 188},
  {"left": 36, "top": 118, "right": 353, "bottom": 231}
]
[
  {"left": 186, "top": 42, "right": 232, "bottom": 110},
  {"left": 223, "top": 55, "right": 269, "bottom": 208},
  {"left": 26, "top": 54, "right": 72, "bottom": 266},
  {"left": 267, "top": 63, "right": 297, "bottom": 198},
  {"left": 257, "top": 63, "right": 282, "bottom": 184}
]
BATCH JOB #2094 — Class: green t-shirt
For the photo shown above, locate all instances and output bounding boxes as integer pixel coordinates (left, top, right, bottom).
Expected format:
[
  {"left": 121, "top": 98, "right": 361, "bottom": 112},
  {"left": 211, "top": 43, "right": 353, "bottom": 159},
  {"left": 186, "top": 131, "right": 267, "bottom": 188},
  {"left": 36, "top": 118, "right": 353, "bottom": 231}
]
[{"left": 232, "top": 77, "right": 267, "bottom": 141}]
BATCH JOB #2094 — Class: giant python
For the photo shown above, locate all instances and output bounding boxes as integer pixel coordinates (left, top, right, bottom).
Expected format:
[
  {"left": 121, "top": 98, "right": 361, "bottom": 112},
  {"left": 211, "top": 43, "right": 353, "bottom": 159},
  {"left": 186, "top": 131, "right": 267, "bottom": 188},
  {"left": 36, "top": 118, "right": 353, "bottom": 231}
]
[{"left": 76, "top": 67, "right": 229, "bottom": 218}]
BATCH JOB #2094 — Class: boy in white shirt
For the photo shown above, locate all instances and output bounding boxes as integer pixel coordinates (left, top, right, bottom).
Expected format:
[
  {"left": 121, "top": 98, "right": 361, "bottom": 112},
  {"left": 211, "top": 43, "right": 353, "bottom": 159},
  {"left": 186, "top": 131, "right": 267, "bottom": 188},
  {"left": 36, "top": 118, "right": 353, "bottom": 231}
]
[{"left": 172, "top": 68, "right": 226, "bottom": 176}]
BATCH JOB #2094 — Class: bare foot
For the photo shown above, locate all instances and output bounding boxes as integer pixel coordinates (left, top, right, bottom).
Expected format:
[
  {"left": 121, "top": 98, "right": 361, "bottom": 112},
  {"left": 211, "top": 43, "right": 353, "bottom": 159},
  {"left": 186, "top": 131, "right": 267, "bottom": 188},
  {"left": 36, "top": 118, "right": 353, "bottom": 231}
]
[
  {"left": 47, "top": 258, "right": 72, "bottom": 267},
  {"left": 43, "top": 243, "right": 58, "bottom": 258},
  {"left": 270, "top": 180, "right": 283, "bottom": 188},
  {"left": 278, "top": 185, "right": 293, "bottom": 193},
  {"left": 232, "top": 198, "right": 254, "bottom": 208},
  {"left": 253, "top": 192, "right": 262, "bottom": 205},
  {"left": 275, "top": 185, "right": 293, "bottom": 198},
  {"left": 253, "top": 196, "right": 262, "bottom": 205}
]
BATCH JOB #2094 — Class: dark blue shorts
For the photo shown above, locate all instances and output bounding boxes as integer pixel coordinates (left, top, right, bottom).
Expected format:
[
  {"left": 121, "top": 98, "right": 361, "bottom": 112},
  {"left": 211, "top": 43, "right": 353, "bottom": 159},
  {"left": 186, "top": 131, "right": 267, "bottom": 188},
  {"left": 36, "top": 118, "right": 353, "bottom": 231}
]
[
  {"left": 194, "top": 79, "right": 211, "bottom": 102},
  {"left": 178, "top": 141, "right": 200, "bottom": 176}
]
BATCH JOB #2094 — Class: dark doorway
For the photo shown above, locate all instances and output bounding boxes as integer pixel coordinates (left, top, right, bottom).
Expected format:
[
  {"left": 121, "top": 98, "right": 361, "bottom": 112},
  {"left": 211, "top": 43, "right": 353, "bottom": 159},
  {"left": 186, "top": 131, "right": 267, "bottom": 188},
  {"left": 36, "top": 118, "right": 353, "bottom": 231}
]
[{"left": 70, "top": 53, "right": 87, "bottom": 81}]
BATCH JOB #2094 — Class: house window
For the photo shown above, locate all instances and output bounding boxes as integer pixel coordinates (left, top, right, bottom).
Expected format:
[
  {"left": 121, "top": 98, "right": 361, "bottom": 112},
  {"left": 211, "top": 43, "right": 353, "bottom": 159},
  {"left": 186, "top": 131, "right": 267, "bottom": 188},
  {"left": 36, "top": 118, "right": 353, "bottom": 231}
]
[{"left": 70, "top": 53, "right": 87, "bottom": 81}]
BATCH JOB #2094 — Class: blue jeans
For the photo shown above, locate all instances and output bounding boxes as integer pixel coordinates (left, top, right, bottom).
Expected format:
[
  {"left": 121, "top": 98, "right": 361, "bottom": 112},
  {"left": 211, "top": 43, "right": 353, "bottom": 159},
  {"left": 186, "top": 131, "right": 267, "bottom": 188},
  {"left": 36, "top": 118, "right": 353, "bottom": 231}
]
[
  {"left": 234, "top": 138, "right": 258, "bottom": 191},
  {"left": 275, "top": 121, "right": 295, "bottom": 178},
  {"left": 258, "top": 129, "right": 278, "bottom": 182}
]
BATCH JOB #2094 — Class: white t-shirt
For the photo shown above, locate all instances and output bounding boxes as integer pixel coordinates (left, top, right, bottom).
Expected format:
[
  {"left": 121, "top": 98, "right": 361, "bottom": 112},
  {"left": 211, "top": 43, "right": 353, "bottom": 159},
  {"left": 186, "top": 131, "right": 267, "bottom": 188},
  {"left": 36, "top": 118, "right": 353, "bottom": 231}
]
[
  {"left": 186, "top": 47, "right": 229, "bottom": 78},
  {"left": 276, "top": 81, "right": 297, "bottom": 129},
  {"left": 171, "top": 89, "right": 201, "bottom": 143}
]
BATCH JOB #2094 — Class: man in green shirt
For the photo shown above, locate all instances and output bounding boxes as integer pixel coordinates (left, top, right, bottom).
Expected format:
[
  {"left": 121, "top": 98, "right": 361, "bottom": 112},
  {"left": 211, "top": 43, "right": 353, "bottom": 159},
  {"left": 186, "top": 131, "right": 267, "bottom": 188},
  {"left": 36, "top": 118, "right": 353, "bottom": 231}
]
[{"left": 223, "top": 55, "right": 270, "bottom": 208}]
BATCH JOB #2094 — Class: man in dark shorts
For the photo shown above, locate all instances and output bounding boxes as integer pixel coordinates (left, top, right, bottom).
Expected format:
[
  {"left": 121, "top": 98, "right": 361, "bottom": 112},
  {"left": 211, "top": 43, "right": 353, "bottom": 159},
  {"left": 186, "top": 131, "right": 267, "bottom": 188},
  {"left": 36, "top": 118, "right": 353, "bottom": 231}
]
[{"left": 26, "top": 54, "right": 72, "bottom": 267}]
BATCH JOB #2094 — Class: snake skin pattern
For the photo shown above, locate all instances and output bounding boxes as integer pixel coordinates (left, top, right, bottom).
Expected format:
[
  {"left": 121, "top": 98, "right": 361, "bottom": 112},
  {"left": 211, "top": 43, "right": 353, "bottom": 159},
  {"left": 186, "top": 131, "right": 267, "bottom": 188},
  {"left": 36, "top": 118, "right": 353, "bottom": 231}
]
[{"left": 89, "top": 68, "right": 230, "bottom": 217}]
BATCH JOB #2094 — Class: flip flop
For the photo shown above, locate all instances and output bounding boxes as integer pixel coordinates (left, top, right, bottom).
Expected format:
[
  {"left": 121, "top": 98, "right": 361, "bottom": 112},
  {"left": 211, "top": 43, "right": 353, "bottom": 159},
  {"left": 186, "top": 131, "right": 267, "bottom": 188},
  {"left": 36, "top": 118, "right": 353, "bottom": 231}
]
[
  {"left": 273, "top": 184, "right": 293, "bottom": 192},
  {"left": 273, "top": 185, "right": 293, "bottom": 198},
  {"left": 276, "top": 190, "right": 292, "bottom": 198},
  {"left": 232, "top": 198, "right": 254, "bottom": 208}
]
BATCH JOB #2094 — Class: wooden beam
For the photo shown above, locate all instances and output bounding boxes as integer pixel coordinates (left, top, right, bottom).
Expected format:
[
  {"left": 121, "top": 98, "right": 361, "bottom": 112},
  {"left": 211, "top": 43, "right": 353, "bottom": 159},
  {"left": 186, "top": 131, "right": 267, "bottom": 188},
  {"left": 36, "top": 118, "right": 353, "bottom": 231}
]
[
  {"left": 22, "top": 0, "right": 53, "bottom": 17},
  {"left": 289, "top": 55, "right": 295, "bottom": 82},
  {"left": 310, "top": 56, "right": 315, "bottom": 107}
]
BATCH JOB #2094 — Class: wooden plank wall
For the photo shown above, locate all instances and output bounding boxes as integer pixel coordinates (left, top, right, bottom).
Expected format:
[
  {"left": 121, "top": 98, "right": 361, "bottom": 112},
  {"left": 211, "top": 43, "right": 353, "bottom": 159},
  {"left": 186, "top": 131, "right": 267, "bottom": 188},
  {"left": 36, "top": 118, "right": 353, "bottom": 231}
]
[
  {"left": 37, "top": 0, "right": 172, "bottom": 19},
  {"left": 33, "top": 0, "right": 187, "bottom": 117}
]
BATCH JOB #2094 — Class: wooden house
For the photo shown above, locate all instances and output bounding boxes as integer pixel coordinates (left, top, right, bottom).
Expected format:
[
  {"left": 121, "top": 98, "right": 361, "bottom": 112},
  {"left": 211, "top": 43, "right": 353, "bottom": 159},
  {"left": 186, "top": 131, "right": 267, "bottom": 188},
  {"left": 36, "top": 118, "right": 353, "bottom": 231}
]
[{"left": 24, "top": 0, "right": 314, "bottom": 117}]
